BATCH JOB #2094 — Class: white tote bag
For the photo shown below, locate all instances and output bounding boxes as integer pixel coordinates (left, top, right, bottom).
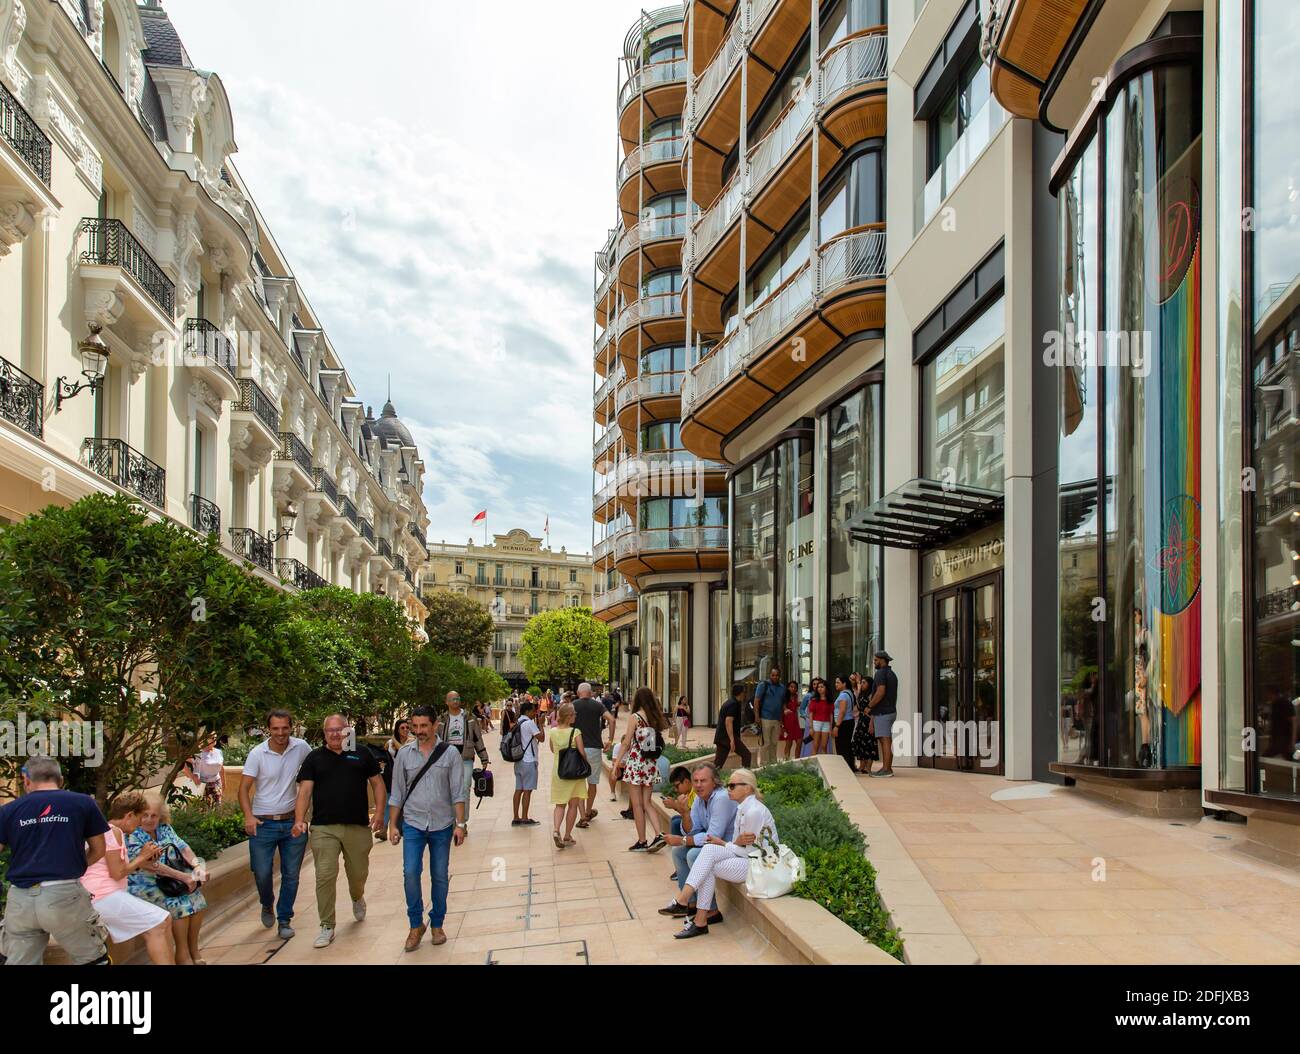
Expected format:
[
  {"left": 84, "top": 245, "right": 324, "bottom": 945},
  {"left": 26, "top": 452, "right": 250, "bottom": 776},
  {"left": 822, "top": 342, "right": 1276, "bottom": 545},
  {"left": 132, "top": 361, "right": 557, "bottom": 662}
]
[{"left": 745, "top": 825, "right": 805, "bottom": 899}]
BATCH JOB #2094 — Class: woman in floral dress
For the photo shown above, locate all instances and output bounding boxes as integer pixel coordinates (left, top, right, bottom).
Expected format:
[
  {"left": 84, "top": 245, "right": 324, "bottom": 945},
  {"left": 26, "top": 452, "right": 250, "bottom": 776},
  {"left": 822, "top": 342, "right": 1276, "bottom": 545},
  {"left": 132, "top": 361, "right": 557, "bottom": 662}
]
[
  {"left": 612, "top": 687, "right": 670, "bottom": 852},
  {"left": 127, "top": 796, "right": 209, "bottom": 965}
]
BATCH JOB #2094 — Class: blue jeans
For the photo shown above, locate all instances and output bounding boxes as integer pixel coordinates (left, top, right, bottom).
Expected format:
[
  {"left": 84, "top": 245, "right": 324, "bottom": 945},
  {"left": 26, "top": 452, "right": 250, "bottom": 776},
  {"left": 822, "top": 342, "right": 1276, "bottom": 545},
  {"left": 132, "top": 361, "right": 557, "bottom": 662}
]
[
  {"left": 249, "top": 819, "right": 308, "bottom": 924},
  {"left": 670, "top": 816, "right": 701, "bottom": 890},
  {"left": 402, "top": 822, "right": 454, "bottom": 929}
]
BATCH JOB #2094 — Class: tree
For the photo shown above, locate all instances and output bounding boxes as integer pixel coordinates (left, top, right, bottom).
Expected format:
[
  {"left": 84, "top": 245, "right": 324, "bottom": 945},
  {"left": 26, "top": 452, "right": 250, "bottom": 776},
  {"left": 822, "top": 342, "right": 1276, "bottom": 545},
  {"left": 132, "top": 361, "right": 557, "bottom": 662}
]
[
  {"left": 0, "top": 494, "right": 293, "bottom": 807},
  {"left": 291, "top": 586, "right": 420, "bottom": 732},
  {"left": 518, "top": 607, "right": 608, "bottom": 689},
  {"left": 413, "top": 649, "right": 509, "bottom": 712},
  {"left": 423, "top": 591, "right": 494, "bottom": 659}
]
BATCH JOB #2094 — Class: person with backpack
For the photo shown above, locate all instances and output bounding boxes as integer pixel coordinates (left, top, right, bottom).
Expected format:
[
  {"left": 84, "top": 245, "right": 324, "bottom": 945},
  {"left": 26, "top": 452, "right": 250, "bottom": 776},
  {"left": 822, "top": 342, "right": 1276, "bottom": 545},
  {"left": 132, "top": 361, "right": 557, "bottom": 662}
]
[
  {"left": 612, "top": 687, "right": 669, "bottom": 852},
  {"left": 508, "top": 701, "right": 544, "bottom": 826},
  {"left": 753, "top": 667, "right": 790, "bottom": 767},
  {"left": 434, "top": 692, "right": 490, "bottom": 807},
  {"left": 387, "top": 705, "right": 467, "bottom": 953},
  {"left": 549, "top": 702, "right": 589, "bottom": 849}
]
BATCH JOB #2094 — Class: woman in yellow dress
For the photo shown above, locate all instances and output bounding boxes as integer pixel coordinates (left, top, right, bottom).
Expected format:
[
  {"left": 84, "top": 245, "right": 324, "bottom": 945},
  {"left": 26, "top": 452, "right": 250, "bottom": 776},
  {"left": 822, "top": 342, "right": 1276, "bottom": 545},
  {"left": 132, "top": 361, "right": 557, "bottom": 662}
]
[{"left": 549, "top": 702, "right": 586, "bottom": 849}]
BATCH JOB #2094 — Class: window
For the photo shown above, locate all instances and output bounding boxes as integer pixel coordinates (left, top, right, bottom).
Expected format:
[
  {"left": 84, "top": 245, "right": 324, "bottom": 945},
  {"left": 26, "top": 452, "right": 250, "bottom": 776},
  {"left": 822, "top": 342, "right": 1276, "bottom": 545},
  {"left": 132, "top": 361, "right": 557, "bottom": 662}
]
[
  {"left": 920, "top": 296, "right": 1005, "bottom": 493},
  {"left": 455, "top": 560, "right": 463, "bottom": 575},
  {"left": 570, "top": 569, "right": 577, "bottom": 583}
]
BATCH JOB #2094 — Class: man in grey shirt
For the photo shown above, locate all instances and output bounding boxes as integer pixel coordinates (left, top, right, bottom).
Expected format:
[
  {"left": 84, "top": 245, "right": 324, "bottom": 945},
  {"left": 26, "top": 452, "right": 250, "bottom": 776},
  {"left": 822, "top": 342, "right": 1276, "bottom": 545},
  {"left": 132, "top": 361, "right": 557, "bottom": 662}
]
[{"left": 387, "top": 705, "right": 467, "bottom": 952}]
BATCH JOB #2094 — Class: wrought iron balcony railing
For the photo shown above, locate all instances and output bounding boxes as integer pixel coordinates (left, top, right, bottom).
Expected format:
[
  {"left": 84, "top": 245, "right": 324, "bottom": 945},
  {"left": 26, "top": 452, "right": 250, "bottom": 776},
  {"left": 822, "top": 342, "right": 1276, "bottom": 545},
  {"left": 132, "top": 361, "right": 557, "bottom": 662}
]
[
  {"left": 228, "top": 527, "right": 274, "bottom": 572},
  {"left": 0, "top": 80, "right": 52, "bottom": 186},
  {"left": 78, "top": 218, "right": 175, "bottom": 318},
  {"left": 183, "top": 319, "right": 237, "bottom": 382},
  {"left": 378, "top": 537, "right": 393, "bottom": 561},
  {"left": 234, "top": 378, "right": 280, "bottom": 433},
  {"left": 0, "top": 353, "right": 43, "bottom": 438},
  {"left": 407, "top": 522, "right": 427, "bottom": 548},
  {"left": 82, "top": 438, "right": 165, "bottom": 507},
  {"left": 277, "top": 432, "right": 313, "bottom": 476},
  {"left": 189, "top": 493, "right": 221, "bottom": 536},
  {"left": 340, "top": 496, "right": 358, "bottom": 525},
  {"left": 312, "top": 467, "right": 338, "bottom": 506},
  {"left": 276, "top": 558, "right": 327, "bottom": 592},
  {"left": 393, "top": 552, "right": 407, "bottom": 574},
  {"left": 359, "top": 517, "right": 375, "bottom": 544}
]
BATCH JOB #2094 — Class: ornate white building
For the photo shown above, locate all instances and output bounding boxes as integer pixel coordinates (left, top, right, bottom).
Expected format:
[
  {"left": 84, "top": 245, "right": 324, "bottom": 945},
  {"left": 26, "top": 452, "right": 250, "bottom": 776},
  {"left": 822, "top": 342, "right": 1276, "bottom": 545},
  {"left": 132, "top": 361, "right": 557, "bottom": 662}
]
[{"left": 0, "top": 0, "right": 429, "bottom": 622}]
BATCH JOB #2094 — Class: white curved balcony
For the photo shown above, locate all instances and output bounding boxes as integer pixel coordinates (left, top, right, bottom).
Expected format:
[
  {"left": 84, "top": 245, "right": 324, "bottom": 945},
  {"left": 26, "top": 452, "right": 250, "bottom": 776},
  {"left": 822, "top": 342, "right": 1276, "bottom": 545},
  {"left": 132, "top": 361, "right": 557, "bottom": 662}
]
[
  {"left": 817, "top": 29, "right": 889, "bottom": 108},
  {"left": 689, "top": 15, "right": 745, "bottom": 129},
  {"left": 619, "top": 55, "right": 688, "bottom": 113},
  {"left": 615, "top": 526, "right": 729, "bottom": 561},
  {"left": 748, "top": 75, "right": 815, "bottom": 198},
  {"left": 615, "top": 369, "right": 684, "bottom": 413},
  {"left": 595, "top": 365, "right": 626, "bottom": 409},
  {"left": 689, "top": 170, "right": 745, "bottom": 266},
  {"left": 616, "top": 291, "right": 685, "bottom": 338},
  {"left": 619, "top": 135, "right": 686, "bottom": 187},
  {"left": 818, "top": 225, "right": 887, "bottom": 296}
]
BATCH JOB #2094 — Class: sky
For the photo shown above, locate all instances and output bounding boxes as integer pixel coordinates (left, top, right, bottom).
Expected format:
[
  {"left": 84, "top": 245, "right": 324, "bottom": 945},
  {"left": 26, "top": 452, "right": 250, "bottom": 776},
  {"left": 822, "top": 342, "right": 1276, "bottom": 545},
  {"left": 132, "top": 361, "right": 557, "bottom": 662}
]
[{"left": 163, "top": 0, "right": 656, "bottom": 556}]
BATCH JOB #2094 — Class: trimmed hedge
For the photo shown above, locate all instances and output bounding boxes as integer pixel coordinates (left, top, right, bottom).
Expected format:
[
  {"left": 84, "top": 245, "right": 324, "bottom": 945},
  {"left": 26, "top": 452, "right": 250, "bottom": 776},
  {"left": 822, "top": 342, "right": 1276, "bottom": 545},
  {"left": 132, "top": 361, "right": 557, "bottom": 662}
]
[
  {"left": 169, "top": 801, "right": 248, "bottom": 861},
  {"left": 756, "top": 762, "right": 902, "bottom": 961}
]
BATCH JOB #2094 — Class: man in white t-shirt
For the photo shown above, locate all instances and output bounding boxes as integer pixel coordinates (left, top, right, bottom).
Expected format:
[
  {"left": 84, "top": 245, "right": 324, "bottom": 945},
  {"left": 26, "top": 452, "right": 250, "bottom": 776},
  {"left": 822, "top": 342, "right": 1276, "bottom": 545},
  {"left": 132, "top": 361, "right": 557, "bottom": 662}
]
[
  {"left": 238, "top": 709, "right": 311, "bottom": 940},
  {"left": 511, "top": 701, "right": 544, "bottom": 827}
]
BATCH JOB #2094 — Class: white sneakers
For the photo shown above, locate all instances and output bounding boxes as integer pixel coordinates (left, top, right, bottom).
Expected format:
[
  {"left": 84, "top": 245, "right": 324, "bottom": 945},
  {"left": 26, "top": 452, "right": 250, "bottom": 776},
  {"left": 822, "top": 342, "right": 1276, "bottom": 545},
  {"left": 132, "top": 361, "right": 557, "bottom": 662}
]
[
  {"left": 314, "top": 927, "right": 335, "bottom": 948},
  {"left": 353, "top": 898, "right": 367, "bottom": 922}
]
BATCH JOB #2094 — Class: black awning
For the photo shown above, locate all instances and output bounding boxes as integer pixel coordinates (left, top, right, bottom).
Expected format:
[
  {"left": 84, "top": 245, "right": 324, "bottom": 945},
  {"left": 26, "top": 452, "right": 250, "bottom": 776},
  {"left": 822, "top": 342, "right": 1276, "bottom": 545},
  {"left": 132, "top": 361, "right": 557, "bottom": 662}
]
[{"left": 847, "top": 478, "right": 1004, "bottom": 550}]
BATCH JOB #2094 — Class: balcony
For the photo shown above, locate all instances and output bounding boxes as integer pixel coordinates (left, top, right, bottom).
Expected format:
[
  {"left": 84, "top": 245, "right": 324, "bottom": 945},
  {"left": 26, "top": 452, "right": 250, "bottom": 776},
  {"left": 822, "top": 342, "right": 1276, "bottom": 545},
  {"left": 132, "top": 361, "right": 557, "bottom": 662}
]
[
  {"left": 594, "top": 323, "right": 615, "bottom": 376},
  {"left": 593, "top": 580, "right": 637, "bottom": 621},
  {"left": 616, "top": 212, "right": 689, "bottom": 292},
  {"left": 682, "top": 225, "right": 885, "bottom": 461},
  {"left": 594, "top": 364, "right": 626, "bottom": 427},
  {"left": 183, "top": 319, "right": 240, "bottom": 401},
  {"left": 613, "top": 525, "right": 728, "bottom": 581},
  {"left": 618, "top": 54, "right": 688, "bottom": 144},
  {"left": 407, "top": 521, "right": 427, "bottom": 549},
  {"left": 78, "top": 218, "right": 176, "bottom": 325},
  {"left": 340, "top": 497, "right": 358, "bottom": 525},
  {"left": 393, "top": 552, "right": 407, "bottom": 575},
  {"left": 915, "top": 95, "right": 1006, "bottom": 233},
  {"left": 228, "top": 527, "right": 274, "bottom": 573},
  {"left": 0, "top": 81, "right": 51, "bottom": 188},
  {"left": 232, "top": 378, "right": 281, "bottom": 457},
  {"left": 82, "top": 438, "right": 165, "bottom": 507},
  {"left": 594, "top": 424, "right": 621, "bottom": 469},
  {"left": 616, "top": 370, "right": 684, "bottom": 437},
  {"left": 615, "top": 291, "right": 685, "bottom": 365},
  {"left": 189, "top": 493, "right": 221, "bottom": 536},
  {"left": 277, "top": 558, "right": 327, "bottom": 592},
  {"left": 593, "top": 475, "right": 621, "bottom": 523},
  {"left": 618, "top": 136, "right": 686, "bottom": 218},
  {"left": 689, "top": 8, "right": 746, "bottom": 136},
  {"left": 986, "top": 0, "right": 1092, "bottom": 125},
  {"left": 378, "top": 537, "right": 393, "bottom": 562},
  {"left": 0, "top": 353, "right": 43, "bottom": 439},
  {"left": 312, "top": 468, "right": 339, "bottom": 509},
  {"left": 359, "top": 518, "right": 376, "bottom": 547},
  {"left": 276, "top": 431, "right": 313, "bottom": 478},
  {"left": 510, "top": 577, "right": 526, "bottom": 588}
]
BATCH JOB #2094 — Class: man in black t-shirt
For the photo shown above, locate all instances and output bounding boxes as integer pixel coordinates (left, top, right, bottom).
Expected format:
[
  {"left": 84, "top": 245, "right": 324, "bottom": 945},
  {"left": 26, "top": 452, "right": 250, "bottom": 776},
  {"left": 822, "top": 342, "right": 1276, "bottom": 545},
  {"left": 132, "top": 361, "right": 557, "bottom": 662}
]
[
  {"left": 866, "top": 652, "right": 899, "bottom": 777},
  {"left": 294, "top": 714, "right": 386, "bottom": 948},
  {"left": 714, "top": 684, "right": 753, "bottom": 769},
  {"left": 573, "top": 682, "right": 616, "bottom": 827},
  {"left": 0, "top": 757, "right": 111, "bottom": 965}
]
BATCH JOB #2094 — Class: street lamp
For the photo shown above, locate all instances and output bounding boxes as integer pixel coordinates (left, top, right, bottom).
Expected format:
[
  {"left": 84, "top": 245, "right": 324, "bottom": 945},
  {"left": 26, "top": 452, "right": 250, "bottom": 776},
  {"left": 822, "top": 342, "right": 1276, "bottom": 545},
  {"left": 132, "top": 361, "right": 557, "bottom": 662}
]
[
  {"left": 266, "top": 502, "right": 299, "bottom": 542},
  {"left": 54, "top": 323, "right": 110, "bottom": 413}
]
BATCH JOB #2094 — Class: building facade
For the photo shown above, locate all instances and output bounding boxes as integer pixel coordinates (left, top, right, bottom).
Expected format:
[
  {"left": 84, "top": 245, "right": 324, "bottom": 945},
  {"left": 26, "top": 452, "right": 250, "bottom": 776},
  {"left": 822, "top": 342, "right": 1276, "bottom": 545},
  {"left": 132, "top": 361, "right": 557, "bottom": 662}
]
[
  {"left": 985, "top": 0, "right": 1300, "bottom": 858},
  {"left": 423, "top": 529, "right": 593, "bottom": 687},
  {"left": 593, "top": 6, "right": 731, "bottom": 716},
  {"left": 0, "top": 0, "right": 429, "bottom": 623}
]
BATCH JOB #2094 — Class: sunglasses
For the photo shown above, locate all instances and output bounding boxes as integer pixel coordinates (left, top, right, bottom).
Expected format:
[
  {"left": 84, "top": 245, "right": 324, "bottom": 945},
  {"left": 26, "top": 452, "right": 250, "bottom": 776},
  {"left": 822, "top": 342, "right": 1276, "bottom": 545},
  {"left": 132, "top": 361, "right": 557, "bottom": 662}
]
[{"left": 726, "top": 782, "right": 750, "bottom": 790}]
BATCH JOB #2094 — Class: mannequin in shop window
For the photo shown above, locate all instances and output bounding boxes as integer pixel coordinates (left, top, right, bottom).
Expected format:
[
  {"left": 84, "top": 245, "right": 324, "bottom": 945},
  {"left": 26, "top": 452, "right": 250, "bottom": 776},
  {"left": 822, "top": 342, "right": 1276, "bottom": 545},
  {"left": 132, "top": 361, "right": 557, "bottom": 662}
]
[{"left": 1134, "top": 609, "right": 1153, "bottom": 768}]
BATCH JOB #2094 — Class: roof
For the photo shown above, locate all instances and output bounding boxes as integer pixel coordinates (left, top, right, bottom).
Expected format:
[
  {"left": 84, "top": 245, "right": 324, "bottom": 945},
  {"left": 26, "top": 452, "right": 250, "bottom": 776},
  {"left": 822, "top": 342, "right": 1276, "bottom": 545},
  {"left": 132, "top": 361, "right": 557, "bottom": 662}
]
[
  {"left": 371, "top": 400, "right": 415, "bottom": 448},
  {"left": 139, "top": 3, "right": 192, "bottom": 69}
]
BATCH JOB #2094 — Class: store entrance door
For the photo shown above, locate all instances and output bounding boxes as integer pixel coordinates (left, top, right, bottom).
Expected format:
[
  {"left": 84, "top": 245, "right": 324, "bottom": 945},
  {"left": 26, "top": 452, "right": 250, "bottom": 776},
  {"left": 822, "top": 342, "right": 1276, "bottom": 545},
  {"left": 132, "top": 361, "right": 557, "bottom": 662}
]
[{"left": 924, "top": 572, "right": 1003, "bottom": 773}]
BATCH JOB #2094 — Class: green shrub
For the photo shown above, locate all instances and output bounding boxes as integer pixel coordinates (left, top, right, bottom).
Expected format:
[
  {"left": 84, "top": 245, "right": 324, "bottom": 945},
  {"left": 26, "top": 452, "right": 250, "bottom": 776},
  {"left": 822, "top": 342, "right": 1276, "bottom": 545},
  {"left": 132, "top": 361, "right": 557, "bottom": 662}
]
[
  {"left": 768, "top": 795, "right": 865, "bottom": 856},
  {"left": 795, "top": 846, "right": 904, "bottom": 961},
  {"left": 757, "top": 766, "right": 830, "bottom": 808},
  {"left": 660, "top": 744, "right": 712, "bottom": 766},
  {"left": 221, "top": 738, "right": 255, "bottom": 767},
  {"left": 170, "top": 801, "right": 247, "bottom": 861}
]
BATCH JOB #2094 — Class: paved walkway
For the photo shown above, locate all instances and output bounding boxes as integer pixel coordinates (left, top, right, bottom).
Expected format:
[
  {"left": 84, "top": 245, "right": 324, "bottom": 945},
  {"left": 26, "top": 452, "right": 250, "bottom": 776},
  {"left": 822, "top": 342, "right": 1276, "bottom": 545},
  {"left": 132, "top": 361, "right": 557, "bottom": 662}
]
[
  {"left": 199, "top": 727, "right": 789, "bottom": 966},
  {"left": 865, "top": 767, "right": 1300, "bottom": 964}
]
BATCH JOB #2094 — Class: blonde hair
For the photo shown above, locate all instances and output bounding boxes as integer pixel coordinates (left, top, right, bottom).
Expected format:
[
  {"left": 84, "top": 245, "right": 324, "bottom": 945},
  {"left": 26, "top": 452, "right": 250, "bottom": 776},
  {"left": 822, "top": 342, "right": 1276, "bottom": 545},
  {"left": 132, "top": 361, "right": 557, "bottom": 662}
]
[
  {"left": 557, "top": 702, "right": 575, "bottom": 724},
  {"left": 729, "top": 768, "right": 762, "bottom": 800},
  {"left": 107, "top": 791, "right": 148, "bottom": 820}
]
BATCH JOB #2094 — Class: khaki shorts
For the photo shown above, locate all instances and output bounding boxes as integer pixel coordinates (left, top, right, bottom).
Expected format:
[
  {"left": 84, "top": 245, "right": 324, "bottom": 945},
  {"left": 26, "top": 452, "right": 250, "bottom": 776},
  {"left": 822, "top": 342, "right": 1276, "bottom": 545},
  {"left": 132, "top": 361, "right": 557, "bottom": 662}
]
[{"left": 2, "top": 881, "right": 108, "bottom": 965}]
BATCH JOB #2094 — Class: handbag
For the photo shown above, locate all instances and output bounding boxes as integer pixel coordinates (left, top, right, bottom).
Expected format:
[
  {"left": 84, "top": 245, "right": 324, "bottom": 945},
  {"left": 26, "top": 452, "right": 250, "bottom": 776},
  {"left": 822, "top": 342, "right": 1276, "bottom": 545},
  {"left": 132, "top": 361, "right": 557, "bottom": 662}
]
[
  {"left": 472, "top": 767, "right": 494, "bottom": 808},
  {"left": 744, "top": 824, "right": 805, "bottom": 900},
  {"left": 154, "top": 842, "right": 199, "bottom": 898},
  {"left": 556, "top": 729, "right": 592, "bottom": 781}
]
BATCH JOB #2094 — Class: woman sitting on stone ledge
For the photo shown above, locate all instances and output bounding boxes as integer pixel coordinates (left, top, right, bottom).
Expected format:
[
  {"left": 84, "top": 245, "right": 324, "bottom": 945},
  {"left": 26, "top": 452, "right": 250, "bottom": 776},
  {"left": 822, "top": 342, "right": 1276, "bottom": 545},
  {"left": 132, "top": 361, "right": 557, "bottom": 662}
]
[{"left": 660, "top": 768, "right": 778, "bottom": 940}]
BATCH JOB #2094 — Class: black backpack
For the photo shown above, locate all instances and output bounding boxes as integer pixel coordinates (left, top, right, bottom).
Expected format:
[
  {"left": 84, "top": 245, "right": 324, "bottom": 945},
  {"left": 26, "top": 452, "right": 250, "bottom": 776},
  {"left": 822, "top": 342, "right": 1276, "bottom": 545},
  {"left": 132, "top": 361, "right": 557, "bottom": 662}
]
[{"left": 501, "top": 718, "right": 528, "bottom": 763}]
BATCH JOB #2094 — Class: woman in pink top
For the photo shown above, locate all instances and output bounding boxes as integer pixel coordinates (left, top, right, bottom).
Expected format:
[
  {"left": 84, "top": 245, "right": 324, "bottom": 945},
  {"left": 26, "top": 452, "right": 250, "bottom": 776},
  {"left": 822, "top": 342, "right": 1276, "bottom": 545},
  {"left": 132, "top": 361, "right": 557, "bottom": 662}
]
[{"left": 80, "top": 791, "right": 174, "bottom": 964}]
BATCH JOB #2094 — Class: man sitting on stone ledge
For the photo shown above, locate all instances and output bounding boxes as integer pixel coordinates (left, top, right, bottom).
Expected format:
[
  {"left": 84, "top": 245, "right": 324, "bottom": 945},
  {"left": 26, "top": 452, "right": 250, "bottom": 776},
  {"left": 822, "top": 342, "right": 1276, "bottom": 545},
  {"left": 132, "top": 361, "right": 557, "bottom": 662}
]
[{"left": 659, "top": 762, "right": 736, "bottom": 915}]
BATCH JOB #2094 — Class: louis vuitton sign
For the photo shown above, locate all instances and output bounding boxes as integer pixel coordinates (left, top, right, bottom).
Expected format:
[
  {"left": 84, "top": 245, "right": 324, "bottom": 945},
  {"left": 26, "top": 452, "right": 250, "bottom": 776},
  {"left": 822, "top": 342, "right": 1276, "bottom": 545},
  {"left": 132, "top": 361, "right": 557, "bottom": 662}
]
[{"left": 921, "top": 525, "right": 1004, "bottom": 590}]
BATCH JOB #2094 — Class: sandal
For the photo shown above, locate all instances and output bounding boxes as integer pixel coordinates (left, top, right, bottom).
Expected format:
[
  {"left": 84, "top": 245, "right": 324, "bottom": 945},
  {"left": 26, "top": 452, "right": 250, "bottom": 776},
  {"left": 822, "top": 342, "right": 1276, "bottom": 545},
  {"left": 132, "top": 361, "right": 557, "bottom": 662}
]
[
  {"left": 576, "top": 819, "right": 590, "bottom": 829},
  {"left": 553, "top": 832, "right": 565, "bottom": 849},
  {"left": 562, "top": 837, "right": 577, "bottom": 846}
]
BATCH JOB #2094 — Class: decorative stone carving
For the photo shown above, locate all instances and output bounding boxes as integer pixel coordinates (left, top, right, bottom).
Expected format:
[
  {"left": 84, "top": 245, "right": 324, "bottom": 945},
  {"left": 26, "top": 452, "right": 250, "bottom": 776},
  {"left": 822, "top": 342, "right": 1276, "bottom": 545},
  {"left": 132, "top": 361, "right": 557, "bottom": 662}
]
[
  {"left": 0, "top": 194, "right": 35, "bottom": 256},
  {"left": 172, "top": 212, "right": 203, "bottom": 313},
  {"left": 0, "top": 0, "right": 27, "bottom": 98},
  {"left": 188, "top": 379, "right": 221, "bottom": 415}
]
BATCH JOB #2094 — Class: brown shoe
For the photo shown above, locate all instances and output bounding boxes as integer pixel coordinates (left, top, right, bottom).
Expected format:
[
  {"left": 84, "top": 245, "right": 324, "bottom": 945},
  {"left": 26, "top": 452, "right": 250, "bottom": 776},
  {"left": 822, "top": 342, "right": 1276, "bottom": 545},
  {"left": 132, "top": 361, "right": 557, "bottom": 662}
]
[
  {"left": 429, "top": 928, "right": 448, "bottom": 946},
  {"left": 404, "top": 926, "right": 427, "bottom": 953}
]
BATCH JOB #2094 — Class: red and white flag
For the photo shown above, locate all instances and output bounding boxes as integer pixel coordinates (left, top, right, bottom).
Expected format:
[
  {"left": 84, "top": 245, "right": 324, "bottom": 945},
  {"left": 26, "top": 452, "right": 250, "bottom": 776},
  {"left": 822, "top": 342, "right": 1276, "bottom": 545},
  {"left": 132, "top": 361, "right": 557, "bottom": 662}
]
[
  {"left": 472, "top": 510, "right": 486, "bottom": 524},
  {"left": 544, "top": 515, "right": 549, "bottom": 535}
]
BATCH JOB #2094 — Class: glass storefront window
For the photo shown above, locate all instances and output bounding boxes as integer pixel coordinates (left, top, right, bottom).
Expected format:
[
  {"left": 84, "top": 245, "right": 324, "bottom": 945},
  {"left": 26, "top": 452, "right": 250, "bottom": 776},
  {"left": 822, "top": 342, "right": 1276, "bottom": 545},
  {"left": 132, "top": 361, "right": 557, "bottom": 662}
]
[
  {"left": 640, "top": 590, "right": 688, "bottom": 707},
  {"left": 1057, "top": 140, "right": 1101, "bottom": 765},
  {"left": 732, "top": 451, "right": 778, "bottom": 703},
  {"left": 921, "top": 296, "right": 1006, "bottom": 492},
  {"left": 827, "top": 384, "right": 884, "bottom": 677},
  {"left": 781, "top": 436, "right": 816, "bottom": 687},
  {"left": 1249, "top": 0, "right": 1300, "bottom": 797}
]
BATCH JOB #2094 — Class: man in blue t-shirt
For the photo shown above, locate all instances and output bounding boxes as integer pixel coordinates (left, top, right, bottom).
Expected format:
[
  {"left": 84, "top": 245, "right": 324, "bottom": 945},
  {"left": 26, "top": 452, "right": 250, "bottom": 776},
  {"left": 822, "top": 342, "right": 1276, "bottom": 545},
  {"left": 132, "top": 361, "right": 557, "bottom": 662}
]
[
  {"left": 753, "top": 667, "right": 790, "bottom": 767},
  {"left": 0, "top": 756, "right": 112, "bottom": 964},
  {"left": 866, "top": 651, "right": 899, "bottom": 778}
]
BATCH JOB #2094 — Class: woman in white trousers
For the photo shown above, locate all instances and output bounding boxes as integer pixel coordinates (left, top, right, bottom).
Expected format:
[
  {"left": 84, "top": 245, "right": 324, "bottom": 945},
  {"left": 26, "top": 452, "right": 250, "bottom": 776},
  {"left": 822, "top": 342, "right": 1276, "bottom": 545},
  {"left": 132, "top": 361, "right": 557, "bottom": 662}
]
[{"left": 661, "top": 768, "right": 779, "bottom": 939}]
